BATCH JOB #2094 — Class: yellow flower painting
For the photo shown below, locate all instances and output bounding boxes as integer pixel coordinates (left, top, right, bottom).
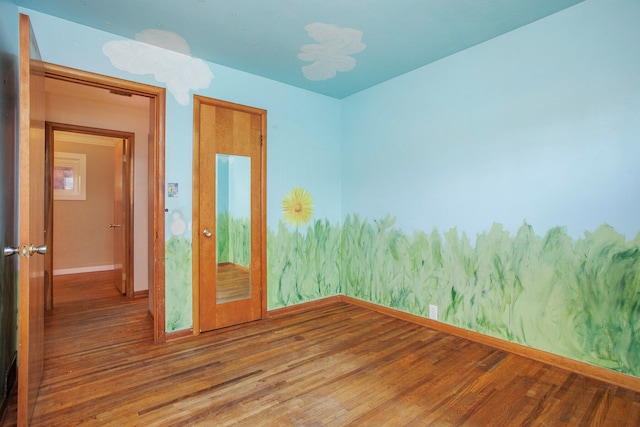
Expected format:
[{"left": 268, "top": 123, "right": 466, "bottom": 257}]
[{"left": 282, "top": 187, "right": 314, "bottom": 227}]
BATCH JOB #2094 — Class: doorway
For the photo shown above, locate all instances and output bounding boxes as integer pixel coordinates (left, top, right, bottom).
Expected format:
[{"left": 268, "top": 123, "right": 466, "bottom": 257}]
[
  {"left": 193, "top": 96, "right": 267, "bottom": 333},
  {"left": 44, "top": 63, "right": 167, "bottom": 344},
  {"left": 47, "top": 124, "right": 134, "bottom": 299}
]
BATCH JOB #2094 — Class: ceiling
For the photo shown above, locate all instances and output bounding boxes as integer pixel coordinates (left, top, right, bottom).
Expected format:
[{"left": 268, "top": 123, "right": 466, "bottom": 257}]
[{"left": 18, "top": 0, "right": 585, "bottom": 99}]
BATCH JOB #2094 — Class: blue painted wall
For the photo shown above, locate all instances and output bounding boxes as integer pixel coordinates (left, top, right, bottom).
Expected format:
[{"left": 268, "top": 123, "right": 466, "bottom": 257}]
[
  {"left": 342, "top": 0, "right": 640, "bottom": 240},
  {"left": 16, "top": 0, "right": 640, "bottom": 378},
  {"left": 22, "top": 8, "right": 343, "bottom": 331},
  {"left": 341, "top": 0, "right": 640, "bottom": 377}
]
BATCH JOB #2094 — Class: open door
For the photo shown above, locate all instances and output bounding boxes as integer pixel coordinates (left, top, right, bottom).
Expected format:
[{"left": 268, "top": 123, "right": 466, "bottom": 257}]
[
  {"left": 112, "top": 138, "right": 127, "bottom": 294},
  {"left": 17, "top": 13, "right": 47, "bottom": 425},
  {"left": 193, "top": 96, "right": 266, "bottom": 332}
]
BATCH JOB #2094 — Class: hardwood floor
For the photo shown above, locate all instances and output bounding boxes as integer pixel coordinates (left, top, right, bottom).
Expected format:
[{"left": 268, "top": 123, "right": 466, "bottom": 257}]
[
  {"left": 3, "top": 271, "right": 640, "bottom": 426},
  {"left": 216, "top": 263, "right": 251, "bottom": 304}
]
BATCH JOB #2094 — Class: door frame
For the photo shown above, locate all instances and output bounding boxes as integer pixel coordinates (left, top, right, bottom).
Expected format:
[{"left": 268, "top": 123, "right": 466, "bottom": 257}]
[
  {"left": 45, "top": 122, "right": 135, "bottom": 299},
  {"left": 43, "top": 63, "right": 168, "bottom": 344},
  {"left": 192, "top": 96, "right": 267, "bottom": 335}
]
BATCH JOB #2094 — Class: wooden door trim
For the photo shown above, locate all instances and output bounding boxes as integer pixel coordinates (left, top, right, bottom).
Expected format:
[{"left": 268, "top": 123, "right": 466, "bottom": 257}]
[
  {"left": 45, "top": 122, "right": 135, "bottom": 297},
  {"left": 192, "top": 95, "right": 267, "bottom": 335},
  {"left": 43, "top": 63, "right": 167, "bottom": 344}
]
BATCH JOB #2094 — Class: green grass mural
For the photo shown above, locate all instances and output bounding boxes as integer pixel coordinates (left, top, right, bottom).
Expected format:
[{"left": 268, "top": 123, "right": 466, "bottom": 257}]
[
  {"left": 217, "top": 211, "right": 251, "bottom": 268},
  {"left": 268, "top": 187, "right": 341, "bottom": 307},
  {"left": 164, "top": 198, "right": 640, "bottom": 377},
  {"left": 165, "top": 236, "right": 192, "bottom": 332},
  {"left": 338, "top": 215, "right": 640, "bottom": 377},
  {"left": 267, "top": 219, "right": 342, "bottom": 307},
  {"left": 266, "top": 212, "right": 639, "bottom": 377}
]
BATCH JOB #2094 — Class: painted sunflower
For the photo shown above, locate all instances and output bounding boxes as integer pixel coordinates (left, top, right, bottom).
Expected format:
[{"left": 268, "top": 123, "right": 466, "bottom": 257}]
[{"left": 282, "top": 187, "right": 314, "bottom": 227}]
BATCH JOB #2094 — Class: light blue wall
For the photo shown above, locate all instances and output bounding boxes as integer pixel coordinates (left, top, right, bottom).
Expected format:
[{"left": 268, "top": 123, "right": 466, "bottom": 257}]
[
  {"left": 18, "top": 0, "right": 640, "bottom": 377},
  {"left": 340, "top": 0, "right": 640, "bottom": 377},
  {"left": 22, "top": 8, "right": 342, "bottom": 331},
  {"left": 228, "top": 156, "right": 251, "bottom": 219},
  {"left": 216, "top": 156, "right": 230, "bottom": 215},
  {"left": 22, "top": 9, "right": 343, "bottom": 233},
  {"left": 342, "top": 0, "right": 640, "bottom": 241}
]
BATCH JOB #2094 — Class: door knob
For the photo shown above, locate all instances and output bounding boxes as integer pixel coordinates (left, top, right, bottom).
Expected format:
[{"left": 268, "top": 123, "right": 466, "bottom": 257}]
[
  {"left": 203, "top": 228, "right": 212, "bottom": 237},
  {"left": 109, "top": 224, "right": 122, "bottom": 228},
  {"left": 4, "top": 244, "right": 46, "bottom": 257},
  {"left": 3, "top": 246, "right": 20, "bottom": 257},
  {"left": 29, "top": 244, "right": 47, "bottom": 256}
]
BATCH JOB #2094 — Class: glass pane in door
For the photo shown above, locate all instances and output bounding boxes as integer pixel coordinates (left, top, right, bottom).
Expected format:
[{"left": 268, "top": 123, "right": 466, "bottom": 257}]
[{"left": 216, "top": 154, "right": 251, "bottom": 304}]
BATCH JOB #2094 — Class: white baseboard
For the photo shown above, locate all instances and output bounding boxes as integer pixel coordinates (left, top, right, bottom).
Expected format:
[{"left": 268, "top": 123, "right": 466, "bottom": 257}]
[{"left": 53, "top": 265, "right": 115, "bottom": 276}]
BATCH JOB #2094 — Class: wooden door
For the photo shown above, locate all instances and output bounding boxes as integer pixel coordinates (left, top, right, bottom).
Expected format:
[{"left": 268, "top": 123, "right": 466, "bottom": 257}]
[
  {"left": 112, "top": 139, "right": 126, "bottom": 294},
  {"left": 194, "top": 96, "right": 266, "bottom": 332},
  {"left": 18, "top": 13, "right": 46, "bottom": 426}
]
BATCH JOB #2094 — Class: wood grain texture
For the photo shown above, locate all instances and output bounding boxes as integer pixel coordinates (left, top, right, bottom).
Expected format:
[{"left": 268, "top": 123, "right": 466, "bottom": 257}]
[
  {"left": 193, "top": 95, "right": 266, "bottom": 333},
  {"left": 3, "top": 272, "right": 640, "bottom": 426},
  {"left": 216, "top": 263, "right": 251, "bottom": 304},
  {"left": 341, "top": 295, "right": 640, "bottom": 394},
  {"left": 18, "top": 14, "right": 46, "bottom": 426}
]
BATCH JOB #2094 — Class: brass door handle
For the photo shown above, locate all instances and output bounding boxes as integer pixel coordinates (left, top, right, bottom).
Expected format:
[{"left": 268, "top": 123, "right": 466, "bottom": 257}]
[
  {"left": 109, "top": 224, "right": 122, "bottom": 228},
  {"left": 4, "top": 244, "right": 46, "bottom": 257},
  {"left": 203, "top": 228, "right": 212, "bottom": 238},
  {"left": 29, "top": 244, "right": 47, "bottom": 256}
]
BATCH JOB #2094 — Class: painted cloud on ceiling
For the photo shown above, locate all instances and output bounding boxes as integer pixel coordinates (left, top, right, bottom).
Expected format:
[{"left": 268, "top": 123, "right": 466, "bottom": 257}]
[
  {"left": 102, "top": 29, "right": 213, "bottom": 106},
  {"left": 298, "top": 23, "right": 366, "bottom": 81}
]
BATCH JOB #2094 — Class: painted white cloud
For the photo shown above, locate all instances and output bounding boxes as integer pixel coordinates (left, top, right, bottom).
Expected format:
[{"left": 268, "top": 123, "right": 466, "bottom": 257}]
[
  {"left": 298, "top": 23, "right": 366, "bottom": 81},
  {"left": 135, "top": 29, "right": 192, "bottom": 55},
  {"left": 102, "top": 30, "right": 213, "bottom": 106}
]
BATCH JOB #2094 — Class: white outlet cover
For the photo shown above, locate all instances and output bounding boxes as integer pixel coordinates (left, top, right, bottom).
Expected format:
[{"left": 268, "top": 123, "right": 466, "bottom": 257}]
[{"left": 429, "top": 304, "right": 438, "bottom": 320}]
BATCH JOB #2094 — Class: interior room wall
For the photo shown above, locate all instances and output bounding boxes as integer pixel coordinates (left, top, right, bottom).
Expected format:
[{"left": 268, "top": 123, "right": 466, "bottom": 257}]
[
  {"left": 53, "top": 141, "right": 115, "bottom": 272},
  {"left": 23, "top": 7, "right": 343, "bottom": 332},
  {"left": 340, "top": 0, "right": 640, "bottom": 378},
  {"left": 23, "top": 1, "right": 639, "bottom": 382},
  {"left": 45, "top": 83, "right": 151, "bottom": 292}
]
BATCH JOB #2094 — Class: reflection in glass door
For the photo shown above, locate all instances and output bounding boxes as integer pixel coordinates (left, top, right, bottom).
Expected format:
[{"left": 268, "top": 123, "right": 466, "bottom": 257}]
[{"left": 216, "top": 154, "right": 251, "bottom": 304}]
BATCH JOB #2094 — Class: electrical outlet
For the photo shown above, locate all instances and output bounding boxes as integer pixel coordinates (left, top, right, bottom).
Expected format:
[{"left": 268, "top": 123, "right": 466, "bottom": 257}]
[{"left": 429, "top": 304, "right": 438, "bottom": 320}]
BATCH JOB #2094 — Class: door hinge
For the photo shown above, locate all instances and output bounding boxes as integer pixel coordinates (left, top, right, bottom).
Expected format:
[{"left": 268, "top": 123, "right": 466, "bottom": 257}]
[
  {"left": 122, "top": 272, "right": 127, "bottom": 281},
  {"left": 123, "top": 154, "right": 127, "bottom": 162},
  {"left": 260, "top": 135, "right": 263, "bottom": 146}
]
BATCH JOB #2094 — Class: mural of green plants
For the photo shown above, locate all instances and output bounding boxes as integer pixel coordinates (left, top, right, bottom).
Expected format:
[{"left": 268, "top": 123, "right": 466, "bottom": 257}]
[
  {"left": 267, "top": 187, "right": 341, "bottom": 307},
  {"left": 165, "top": 236, "right": 192, "bottom": 332},
  {"left": 217, "top": 211, "right": 250, "bottom": 268},
  {"left": 339, "top": 214, "right": 640, "bottom": 377},
  {"left": 267, "top": 219, "right": 342, "bottom": 308},
  {"left": 165, "top": 194, "right": 640, "bottom": 377}
]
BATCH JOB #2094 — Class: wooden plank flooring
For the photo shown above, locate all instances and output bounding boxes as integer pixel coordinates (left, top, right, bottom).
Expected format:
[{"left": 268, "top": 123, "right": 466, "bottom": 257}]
[
  {"left": 216, "top": 263, "right": 251, "bottom": 304},
  {"left": 3, "top": 271, "right": 640, "bottom": 426}
]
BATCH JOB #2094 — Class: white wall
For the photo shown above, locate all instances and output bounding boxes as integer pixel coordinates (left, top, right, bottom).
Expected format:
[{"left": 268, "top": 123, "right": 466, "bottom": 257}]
[{"left": 53, "top": 140, "right": 115, "bottom": 272}]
